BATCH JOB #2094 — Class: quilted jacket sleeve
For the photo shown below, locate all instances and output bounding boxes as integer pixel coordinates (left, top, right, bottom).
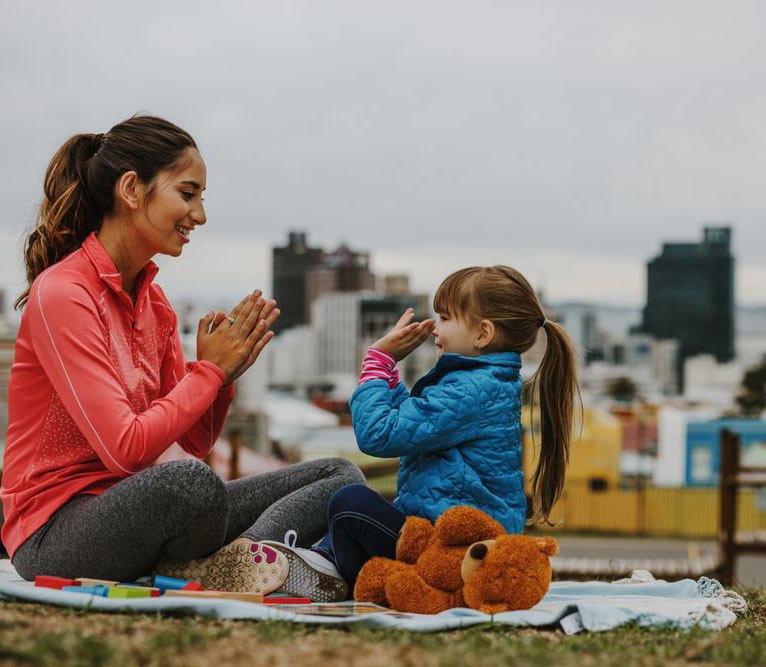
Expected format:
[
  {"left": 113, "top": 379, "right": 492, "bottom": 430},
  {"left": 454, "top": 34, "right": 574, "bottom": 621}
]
[{"left": 350, "top": 376, "right": 480, "bottom": 458}]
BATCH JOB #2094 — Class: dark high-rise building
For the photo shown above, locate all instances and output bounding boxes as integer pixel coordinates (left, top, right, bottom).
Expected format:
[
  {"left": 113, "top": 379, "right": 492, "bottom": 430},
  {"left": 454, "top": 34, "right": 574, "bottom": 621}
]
[
  {"left": 641, "top": 226, "right": 735, "bottom": 365},
  {"left": 272, "top": 232, "right": 323, "bottom": 333},
  {"left": 272, "top": 232, "right": 377, "bottom": 333},
  {"left": 306, "top": 244, "right": 376, "bottom": 309}
]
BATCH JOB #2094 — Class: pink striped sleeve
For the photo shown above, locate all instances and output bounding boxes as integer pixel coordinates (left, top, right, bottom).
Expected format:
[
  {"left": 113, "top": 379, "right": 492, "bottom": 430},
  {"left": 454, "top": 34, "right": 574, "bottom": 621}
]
[{"left": 359, "top": 348, "right": 401, "bottom": 389}]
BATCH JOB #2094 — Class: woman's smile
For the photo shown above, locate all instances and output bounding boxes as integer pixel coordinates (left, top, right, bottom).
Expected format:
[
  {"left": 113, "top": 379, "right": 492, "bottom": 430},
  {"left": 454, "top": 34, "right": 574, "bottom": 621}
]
[{"left": 175, "top": 225, "right": 193, "bottom": 243}]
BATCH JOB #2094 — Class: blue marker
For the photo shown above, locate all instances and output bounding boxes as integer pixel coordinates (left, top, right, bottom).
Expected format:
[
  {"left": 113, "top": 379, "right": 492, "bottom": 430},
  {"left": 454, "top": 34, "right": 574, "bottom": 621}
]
[
  {"left": 62, "top": 584, "right": 110, "bottom": 597},
  {"left": 153, "top": 575, "right": 190, "bottom": 592}
]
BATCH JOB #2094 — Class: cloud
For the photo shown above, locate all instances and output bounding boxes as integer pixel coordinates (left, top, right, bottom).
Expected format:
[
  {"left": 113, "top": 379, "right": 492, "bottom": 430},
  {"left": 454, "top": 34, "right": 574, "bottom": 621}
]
[
  {"left": 154, "top": 233, "right": 272, "bottom": 308},
  {"left": 372, "top": 246, "right": 645, "bottom": 305},
  {"left": 2, "top": 1, "right": 765, "bottom": 308}
]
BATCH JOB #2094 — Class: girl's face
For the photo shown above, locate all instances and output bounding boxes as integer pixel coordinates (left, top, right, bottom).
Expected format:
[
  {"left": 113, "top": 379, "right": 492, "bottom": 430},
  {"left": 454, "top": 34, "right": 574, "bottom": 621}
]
[
  {"left": 136, "top": 148, "right": 207, "bottom": 257},
  {"left": 433, "top": 311, "right": 482, "bottom": 356}
]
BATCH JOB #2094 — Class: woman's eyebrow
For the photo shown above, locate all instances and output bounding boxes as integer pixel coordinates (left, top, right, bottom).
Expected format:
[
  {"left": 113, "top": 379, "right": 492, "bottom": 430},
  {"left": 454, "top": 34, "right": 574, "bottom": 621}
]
[{"left": 180, "top": 179, "right": 204, "bottom": 190}]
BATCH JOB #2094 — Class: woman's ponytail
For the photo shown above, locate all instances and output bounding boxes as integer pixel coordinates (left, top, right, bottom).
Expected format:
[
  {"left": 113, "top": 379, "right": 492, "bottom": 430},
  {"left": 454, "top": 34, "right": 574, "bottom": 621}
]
[
  {"left": 527, "top": 320, "right": 579, "bottom": 525},
  {"left": 15, "top": 134, "right": 104, "bottom": 309},
  {"left": 15, "top": 115, "right": 196, "bottom": 310}
]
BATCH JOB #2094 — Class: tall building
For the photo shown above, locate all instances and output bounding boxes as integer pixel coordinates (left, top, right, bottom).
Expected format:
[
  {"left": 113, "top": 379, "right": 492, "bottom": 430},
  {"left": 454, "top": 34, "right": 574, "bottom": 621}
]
[
  {"left": 272, "top": 232, "right": 376, "bottom": 333},
  {"left": 305, "top": 244, "right": 376, "bottom": 314},
  {"left": 272, "top": 232, "right": 323, "bottom": 333},
  {"left": 641, "top": 226, "right": 735, "bottom": 366},
  {"left": 313, "top": 292, "right": 364, "bottom": 375},
  {"left": 312, "top": 289, "right": 435, "bottom": 382}
]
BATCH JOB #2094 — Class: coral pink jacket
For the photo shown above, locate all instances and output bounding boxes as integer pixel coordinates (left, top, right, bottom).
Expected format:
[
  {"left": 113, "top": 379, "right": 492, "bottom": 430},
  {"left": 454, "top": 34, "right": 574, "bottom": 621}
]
[{"left": 1, "top": 233, "right": 234, "bottom": 558}]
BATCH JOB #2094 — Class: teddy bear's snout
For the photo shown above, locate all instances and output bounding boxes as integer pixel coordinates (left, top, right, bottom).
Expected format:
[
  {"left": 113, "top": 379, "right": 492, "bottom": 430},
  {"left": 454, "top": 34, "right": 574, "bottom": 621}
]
[{"left": 461, "top": 539, "right": 496, "bottom": 583}]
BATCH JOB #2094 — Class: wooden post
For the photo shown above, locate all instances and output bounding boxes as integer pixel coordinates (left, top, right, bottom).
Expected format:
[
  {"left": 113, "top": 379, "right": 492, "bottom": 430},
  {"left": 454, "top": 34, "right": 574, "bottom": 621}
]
[
  {"left": 229, "top": 429, "right": 242, "bottom": 481},
  {"left": 718, "top": 429, "right": 739, "bottom": 586}
]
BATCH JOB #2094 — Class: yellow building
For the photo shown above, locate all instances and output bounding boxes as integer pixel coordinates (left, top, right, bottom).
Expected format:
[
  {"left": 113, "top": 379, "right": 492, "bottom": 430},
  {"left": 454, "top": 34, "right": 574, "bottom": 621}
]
[{"left": 522, "top": 405, "right": 622, "bottom": 493}]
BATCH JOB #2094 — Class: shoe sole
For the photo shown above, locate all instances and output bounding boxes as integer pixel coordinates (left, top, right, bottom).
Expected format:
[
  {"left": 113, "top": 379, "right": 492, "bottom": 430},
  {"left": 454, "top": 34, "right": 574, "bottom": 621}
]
[
  {"left": 267, "top": 543, "right": 348, "bottom": 603},
  {"left": 155, "top": 540, "right": 288, "bottom": 595}
]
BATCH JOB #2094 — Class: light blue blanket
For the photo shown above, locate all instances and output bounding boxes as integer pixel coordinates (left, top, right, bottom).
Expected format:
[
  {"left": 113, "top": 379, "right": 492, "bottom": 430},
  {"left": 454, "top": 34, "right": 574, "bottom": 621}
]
[{"left": 0, "top": 562, "right": 743, "bottom": 633}]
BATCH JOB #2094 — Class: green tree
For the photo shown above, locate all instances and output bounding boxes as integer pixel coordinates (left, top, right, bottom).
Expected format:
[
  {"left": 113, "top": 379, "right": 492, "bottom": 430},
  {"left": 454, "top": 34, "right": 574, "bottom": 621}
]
[
  {"left": 607, "top": 376, "right": 638, "bottom": 402},
  {"left": 737, "top": 355, "right": 766, "bottom": 415}
]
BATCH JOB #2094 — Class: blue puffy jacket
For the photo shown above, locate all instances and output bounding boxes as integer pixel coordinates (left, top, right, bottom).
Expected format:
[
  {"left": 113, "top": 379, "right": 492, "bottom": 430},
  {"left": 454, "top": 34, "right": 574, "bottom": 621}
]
[{"left": 350, "top": 351, "right": 526, "bottom": 534}]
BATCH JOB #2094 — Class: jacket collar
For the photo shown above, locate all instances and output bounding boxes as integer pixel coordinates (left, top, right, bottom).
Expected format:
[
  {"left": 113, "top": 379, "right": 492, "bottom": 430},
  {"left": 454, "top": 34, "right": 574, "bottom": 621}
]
[
  {"left": 411, "top": 351, "right": 522, "bottom": 396},
  {"left": 81, "top": 232, "right": 159, "bottom": 310},
  {"left": 436, "top": 351, "right": 522, "bottom": 370}
]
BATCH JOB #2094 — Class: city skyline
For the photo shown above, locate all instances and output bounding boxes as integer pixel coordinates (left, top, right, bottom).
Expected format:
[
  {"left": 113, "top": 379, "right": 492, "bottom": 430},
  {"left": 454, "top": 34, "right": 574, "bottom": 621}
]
[
  {"left": 3, "top": 2, "right": 766, "bottom": 311},
  {"left": 2, "top": 228, "right": 766, "bottom": 326}
]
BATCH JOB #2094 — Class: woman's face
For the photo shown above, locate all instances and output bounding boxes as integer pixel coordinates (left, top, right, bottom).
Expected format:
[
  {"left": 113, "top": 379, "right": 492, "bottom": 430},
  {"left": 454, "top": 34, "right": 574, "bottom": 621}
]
[{"left": 137, "top": 148, "right": 207, "bottom": 257}]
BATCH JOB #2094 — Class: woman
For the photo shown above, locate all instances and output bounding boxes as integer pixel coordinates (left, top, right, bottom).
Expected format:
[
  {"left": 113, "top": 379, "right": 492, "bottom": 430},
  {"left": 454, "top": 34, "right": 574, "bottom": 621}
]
[{"left": 0, "top": 115, "right": 362, "bottom": 601}]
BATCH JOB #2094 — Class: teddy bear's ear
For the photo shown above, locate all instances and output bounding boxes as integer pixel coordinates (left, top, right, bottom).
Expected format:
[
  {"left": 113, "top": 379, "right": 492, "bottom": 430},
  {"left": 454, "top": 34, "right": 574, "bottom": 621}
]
[{"left": 536, "top": 537, "right": 559, "bottom": 557}]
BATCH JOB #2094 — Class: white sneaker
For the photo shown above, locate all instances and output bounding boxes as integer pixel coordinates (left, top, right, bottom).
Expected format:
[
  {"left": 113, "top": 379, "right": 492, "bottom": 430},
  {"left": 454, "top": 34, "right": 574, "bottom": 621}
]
[
  {"left": 261, "top": 530, "right": 348, "bottom": 602},
  {"left": 154, "top": 538, "right": 288, "bottom": 595}
]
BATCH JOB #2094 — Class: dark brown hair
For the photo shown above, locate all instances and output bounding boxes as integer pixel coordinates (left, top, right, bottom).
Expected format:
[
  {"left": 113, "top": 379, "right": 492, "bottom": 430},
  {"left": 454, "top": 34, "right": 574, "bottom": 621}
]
[
  {"left": 433, "top": 266, "right": 579, "bottom": 526},
  {"left": 15, "top": 115, "right": 196, "bottom": 310}
]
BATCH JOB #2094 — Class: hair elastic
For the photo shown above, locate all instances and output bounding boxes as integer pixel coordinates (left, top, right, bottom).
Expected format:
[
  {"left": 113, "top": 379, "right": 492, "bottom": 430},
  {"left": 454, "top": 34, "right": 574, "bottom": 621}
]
[
  {"left": 93, "top": 133, "right": 105, "bottom": 153},
  {"left": 540, "top": 318, "right": 548, "bottom": 328}
]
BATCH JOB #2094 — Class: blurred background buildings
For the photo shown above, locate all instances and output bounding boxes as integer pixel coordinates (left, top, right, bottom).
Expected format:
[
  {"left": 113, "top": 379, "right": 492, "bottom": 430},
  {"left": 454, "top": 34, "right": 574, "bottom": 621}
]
[{"left": 0, "top": 224, "right": 764, "bottom": 559}]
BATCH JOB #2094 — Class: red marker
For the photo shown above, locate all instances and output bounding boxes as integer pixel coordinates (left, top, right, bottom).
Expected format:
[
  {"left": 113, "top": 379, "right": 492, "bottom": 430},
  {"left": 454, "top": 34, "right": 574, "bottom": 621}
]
[
  {"left": 182, "top": 581, "right": 206, "bottom": 591},
  {"left": 35, "top": 576, "right": 81, "bottom": 590}
]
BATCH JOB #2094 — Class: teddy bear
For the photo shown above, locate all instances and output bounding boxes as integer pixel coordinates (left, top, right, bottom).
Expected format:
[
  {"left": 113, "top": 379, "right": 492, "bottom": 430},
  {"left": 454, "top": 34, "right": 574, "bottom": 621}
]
[{"left": 353, "top": 505, "right": 558, "bottom": 615}]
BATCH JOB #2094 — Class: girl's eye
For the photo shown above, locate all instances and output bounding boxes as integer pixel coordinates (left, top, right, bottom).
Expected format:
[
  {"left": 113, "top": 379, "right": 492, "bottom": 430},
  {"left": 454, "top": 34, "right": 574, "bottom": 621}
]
[{"left": 181, "top": 191, "right": 194, "bottom": 200}]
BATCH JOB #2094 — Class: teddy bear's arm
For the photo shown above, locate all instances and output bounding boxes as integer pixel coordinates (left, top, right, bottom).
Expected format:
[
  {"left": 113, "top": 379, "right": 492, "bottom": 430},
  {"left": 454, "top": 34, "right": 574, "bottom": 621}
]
[{"left": 395, "top": 516, "right": 434, "bottom": 563}]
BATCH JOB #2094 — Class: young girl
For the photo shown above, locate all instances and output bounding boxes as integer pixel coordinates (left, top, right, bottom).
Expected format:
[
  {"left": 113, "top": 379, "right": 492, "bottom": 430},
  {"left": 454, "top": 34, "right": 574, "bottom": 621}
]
[
  {"left": 1, "top": 115, "right": 362, "bottom": 600},
  {"left": 311, "top": 265, "right": 578, "bottom": 592}
]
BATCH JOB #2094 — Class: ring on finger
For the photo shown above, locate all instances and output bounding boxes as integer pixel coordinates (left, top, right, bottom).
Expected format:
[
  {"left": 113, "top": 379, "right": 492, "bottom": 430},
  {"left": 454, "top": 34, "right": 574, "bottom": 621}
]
[{"left": 226, "top": 316, "right": 236, "bottom": 325}]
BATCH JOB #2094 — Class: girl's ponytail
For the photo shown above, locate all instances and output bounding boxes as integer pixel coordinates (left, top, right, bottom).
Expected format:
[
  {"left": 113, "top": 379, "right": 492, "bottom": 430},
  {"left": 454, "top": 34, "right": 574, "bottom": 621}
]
[
  {"left": 528, "top": 319, "right": 579, "bottom": 525},
  {"left": 15, "top": 115, "right": 196, "bottom": 310},
  {"left": 16, "top": 133, "right": 104, "bottom": 310}
]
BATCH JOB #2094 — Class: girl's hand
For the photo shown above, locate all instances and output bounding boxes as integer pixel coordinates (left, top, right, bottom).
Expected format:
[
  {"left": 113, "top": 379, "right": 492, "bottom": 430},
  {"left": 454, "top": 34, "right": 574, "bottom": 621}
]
[
  {"left": 196, "top": 290, "right": 281, "bottom": 384},
  {"left": 371, "top": 308, "right": 435, "bottom": 361}
]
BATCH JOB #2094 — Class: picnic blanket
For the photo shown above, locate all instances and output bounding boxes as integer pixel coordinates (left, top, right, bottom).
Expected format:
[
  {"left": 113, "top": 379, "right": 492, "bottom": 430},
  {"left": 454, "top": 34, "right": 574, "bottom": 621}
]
[{"left": 0, "top": 560, "right": 746, "bottom": 633}]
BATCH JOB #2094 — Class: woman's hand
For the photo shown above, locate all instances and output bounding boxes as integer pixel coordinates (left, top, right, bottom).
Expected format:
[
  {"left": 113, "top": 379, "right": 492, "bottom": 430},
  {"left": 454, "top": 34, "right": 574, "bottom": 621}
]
[
  {"left": 196, "top": 289, "right": 281, "bottom": 384},
  {"left": 371, "top": 308, "right": 435, "bottom": 361}
]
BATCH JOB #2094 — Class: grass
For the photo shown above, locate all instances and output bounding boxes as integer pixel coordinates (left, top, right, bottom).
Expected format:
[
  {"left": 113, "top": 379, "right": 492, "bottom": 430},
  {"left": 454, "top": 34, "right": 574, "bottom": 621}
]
[{"left": 0, "top": 588, "right": 763, "bottom": 667}]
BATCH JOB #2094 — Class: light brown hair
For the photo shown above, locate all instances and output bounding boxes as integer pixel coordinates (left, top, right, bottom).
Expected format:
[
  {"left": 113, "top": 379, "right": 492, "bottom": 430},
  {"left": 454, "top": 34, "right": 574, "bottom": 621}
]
[
  {"left": 15, "top": 115, "right": 196, "bottom": 310},
  {"left": 433, "top": 266, "right": 579, "bottom": 526}
]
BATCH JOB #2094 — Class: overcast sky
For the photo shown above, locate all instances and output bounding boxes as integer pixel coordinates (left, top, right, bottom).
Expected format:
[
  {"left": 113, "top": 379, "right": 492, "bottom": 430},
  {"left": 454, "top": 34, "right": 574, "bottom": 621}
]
[{"left": 2, "top": 1, "right": 765, "bottom": 316}]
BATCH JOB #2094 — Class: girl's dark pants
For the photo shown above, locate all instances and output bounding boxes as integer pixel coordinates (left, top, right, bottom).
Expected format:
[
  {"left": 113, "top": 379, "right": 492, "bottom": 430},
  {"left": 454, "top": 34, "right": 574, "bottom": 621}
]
[{"left": 315, "top": 483, "right": 406, "bottom": 590}]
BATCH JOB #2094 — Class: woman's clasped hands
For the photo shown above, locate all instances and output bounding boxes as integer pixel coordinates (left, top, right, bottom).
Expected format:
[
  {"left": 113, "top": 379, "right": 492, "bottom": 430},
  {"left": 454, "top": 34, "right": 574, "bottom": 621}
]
[{"left": 196, "top": 289, "right": 280, "bottom": 384}]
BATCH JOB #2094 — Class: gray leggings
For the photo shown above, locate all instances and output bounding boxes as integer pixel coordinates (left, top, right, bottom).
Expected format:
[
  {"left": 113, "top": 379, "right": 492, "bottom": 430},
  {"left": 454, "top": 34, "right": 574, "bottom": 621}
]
[{"left": 12, "top": 457, "right": 364, "bottom": 582}]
